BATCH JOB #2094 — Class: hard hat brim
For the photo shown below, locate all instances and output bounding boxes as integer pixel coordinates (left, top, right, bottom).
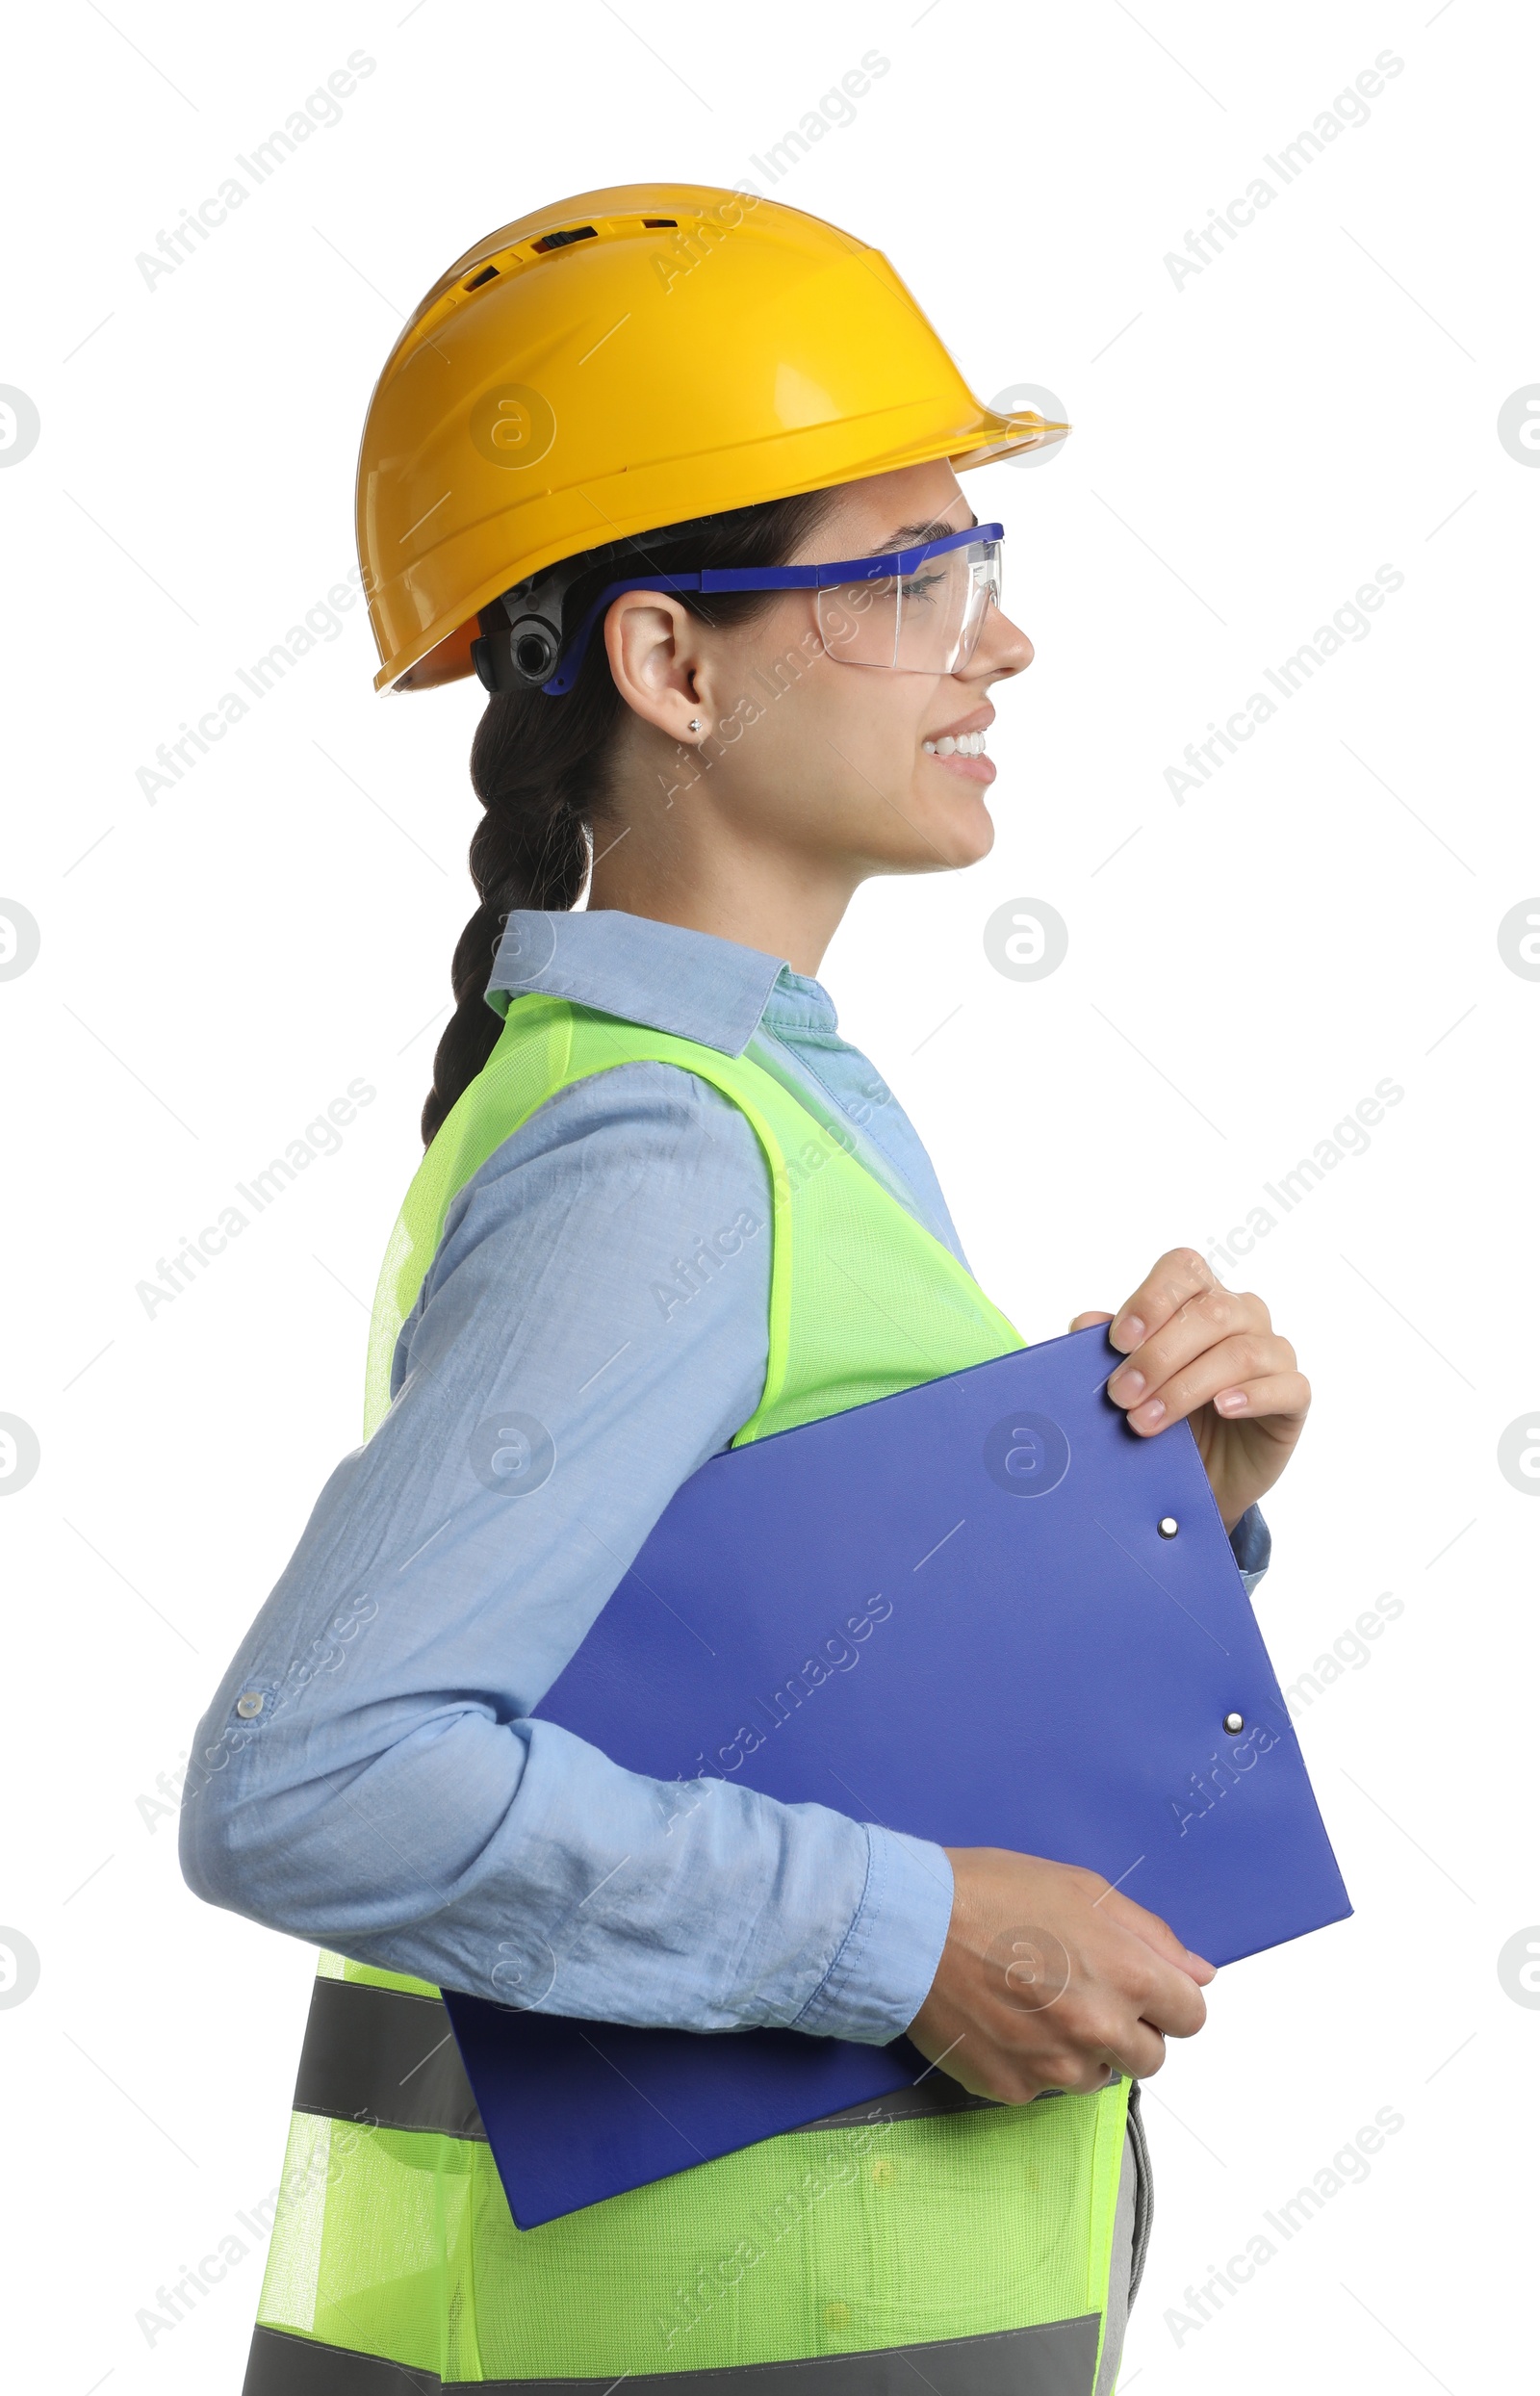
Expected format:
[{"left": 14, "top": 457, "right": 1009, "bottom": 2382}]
[{"left": 383, "top": 409, "right": 1069, "bottom": 693}]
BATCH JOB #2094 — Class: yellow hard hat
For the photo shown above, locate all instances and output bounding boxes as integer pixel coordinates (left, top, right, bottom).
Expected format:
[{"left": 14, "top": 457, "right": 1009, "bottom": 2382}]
[{"left": 357, "top": 183, "right": 1068, "bottom": 693}]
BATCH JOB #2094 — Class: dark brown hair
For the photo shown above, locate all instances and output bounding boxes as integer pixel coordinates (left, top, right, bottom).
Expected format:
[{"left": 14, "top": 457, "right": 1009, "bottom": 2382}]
[{"left": 420, "top": 489, "right": 836, "bottom": 1145}]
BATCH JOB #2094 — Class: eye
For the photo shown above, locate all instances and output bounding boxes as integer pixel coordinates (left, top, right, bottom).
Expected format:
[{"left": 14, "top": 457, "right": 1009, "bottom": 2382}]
[{"left": 898, "top": 568, "right": 946, "bottom": 604}]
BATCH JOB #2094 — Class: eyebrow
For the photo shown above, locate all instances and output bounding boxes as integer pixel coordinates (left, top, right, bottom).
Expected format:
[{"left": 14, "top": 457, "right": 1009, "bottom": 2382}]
[{"left": 871, "top": 511, "right": 980, "bottom": 555}]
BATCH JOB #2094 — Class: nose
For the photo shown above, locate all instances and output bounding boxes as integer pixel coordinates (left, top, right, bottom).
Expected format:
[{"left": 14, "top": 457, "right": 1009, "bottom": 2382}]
[{"left": 969, "top": 601, "right": 1034, "bottom": 681}]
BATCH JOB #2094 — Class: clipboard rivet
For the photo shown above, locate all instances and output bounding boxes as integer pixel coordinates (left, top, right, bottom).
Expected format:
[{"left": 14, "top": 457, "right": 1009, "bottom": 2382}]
[
  {"left": 1157, "top": 1515, "right": 1179, "bottom": 1538},
  {"left": 1223, "top": 1711, "right": 1245, "bottom": 1735}
]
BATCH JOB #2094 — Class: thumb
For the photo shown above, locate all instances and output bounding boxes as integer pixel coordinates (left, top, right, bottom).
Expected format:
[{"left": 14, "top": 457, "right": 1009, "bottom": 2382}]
[{"left": 1068, "top": 1310, "right": 1116, "bottom": 1333}]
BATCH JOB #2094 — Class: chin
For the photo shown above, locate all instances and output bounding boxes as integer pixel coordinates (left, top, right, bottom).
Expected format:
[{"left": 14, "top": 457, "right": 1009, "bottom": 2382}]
[
  {"left": 861, "top": 786, "right": 996, "bottom": 876},
  {"left": 885, "top": 819, "right": 994, "bottom": 878},
  {"left": 928, "top": 793, "right": 996, "bottom": 869},
  {"left": 960, "top": 801, "right": 996, "bottom": 863}
]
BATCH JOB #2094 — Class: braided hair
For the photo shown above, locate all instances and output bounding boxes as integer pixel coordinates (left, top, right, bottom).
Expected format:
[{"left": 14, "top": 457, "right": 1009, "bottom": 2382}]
[{"left": 420, "top": 487, "right": 837, "bottom": 1146}]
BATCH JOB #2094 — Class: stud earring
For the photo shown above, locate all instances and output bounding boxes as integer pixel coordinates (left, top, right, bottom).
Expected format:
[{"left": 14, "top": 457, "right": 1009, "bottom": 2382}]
[{"left": 687, "top": 717, "right": 703, "bottom": 734}]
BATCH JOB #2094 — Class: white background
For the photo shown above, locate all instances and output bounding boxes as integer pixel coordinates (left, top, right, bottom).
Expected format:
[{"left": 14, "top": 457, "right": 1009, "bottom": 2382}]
[{"left": 2, "top": 0, "right": 1536, "bottom": 2388}]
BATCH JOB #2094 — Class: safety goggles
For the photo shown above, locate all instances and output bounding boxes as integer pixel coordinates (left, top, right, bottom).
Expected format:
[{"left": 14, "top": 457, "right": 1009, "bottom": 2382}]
[{"left": 537, "top": 523, "right": 1006, "bottom": 696}]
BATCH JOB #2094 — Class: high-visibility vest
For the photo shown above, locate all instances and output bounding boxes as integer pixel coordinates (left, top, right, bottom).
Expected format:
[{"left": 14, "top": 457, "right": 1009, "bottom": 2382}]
[{"left": 244, "top": 996, "right": 1151, "bottom": 2395}]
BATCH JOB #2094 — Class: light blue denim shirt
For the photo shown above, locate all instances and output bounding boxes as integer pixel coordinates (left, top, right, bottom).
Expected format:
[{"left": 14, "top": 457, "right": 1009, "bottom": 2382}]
[{"left": 182, "top": 910, "right": 1269, "bottom": 2039}]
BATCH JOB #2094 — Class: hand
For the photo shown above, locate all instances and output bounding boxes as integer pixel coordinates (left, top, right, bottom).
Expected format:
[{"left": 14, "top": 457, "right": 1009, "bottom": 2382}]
[
  {"left": 907, "top": 1847, "right": 1214, "bottom": 2103},
  {"left": 1071, "top": 1248, "right": 1310, "bottom": 1533}
]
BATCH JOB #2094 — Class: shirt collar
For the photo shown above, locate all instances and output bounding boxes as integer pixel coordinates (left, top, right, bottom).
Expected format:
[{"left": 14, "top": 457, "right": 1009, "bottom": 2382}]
[{"left": 486, "top": 909, "right": 834, "bottom": 1058}]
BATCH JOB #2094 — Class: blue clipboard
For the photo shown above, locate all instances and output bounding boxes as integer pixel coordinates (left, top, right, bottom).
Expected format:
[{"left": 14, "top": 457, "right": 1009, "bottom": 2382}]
[{"left": 445, "top": 1326, "right": 1349, "bottom": 2226}]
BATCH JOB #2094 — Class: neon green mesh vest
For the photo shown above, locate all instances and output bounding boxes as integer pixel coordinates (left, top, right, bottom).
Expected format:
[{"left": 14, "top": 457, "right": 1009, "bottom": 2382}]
[{"left": 244, "top": 996, "right": 1147, "bottom": 2396}]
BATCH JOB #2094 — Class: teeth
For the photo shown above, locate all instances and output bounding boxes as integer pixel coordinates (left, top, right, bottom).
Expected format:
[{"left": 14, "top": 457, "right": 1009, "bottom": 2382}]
[{"left": 923, "top": 732, "right": 988, "bottom": 758}]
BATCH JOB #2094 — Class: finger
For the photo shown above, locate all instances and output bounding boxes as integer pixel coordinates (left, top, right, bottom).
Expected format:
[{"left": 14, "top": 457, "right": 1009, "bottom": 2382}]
[
  {"left": 1108, "top": 1247, "right": 1222, "bottom": 1355},
  {"left": 1210, "top": 1370, "right": 1312, "bottom": 1429},
  {"left": 1020, "top": 2026, "right": 1168, "bottom": 2098},
  {"left": 1069, "top": 1310, "right": 1114, "bottom": 1333},
  {"left": 1131, "top": 1954, "right": 1210, "bottom": 2041},
  {"left": 1107, "top": 1285, "right": 1271, "bottom": 1405},
  {"left": 1094, "top": 1885, "right": 1216, "bottom": 1983},
  {"left": 1102, "top": 1920, "right": 1213, "bottom": 2039},
  {"left": 1117, "top": 1335, "right": 1300, "bottom": 1435},
  {"left": 1108, "top": 2024, "right": 1170, "bottom": 2081},
  {"left": 1085, "top": 2022, "right": 1170, "bottom": 2085},
  {"left": 1118, "top": 2027, "right": 1169, "bottom": 2081}
]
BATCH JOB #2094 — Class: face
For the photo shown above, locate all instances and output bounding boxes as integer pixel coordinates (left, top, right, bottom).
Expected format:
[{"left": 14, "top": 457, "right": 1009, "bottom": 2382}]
[{"left": 602, "top": 459, "right": 1034, "bottom": 887}]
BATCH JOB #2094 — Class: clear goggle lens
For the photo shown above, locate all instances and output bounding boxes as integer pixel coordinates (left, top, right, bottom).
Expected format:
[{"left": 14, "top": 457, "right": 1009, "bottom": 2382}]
[{"left": 814, "top": 537, "right": 1003, "bottom": 674}]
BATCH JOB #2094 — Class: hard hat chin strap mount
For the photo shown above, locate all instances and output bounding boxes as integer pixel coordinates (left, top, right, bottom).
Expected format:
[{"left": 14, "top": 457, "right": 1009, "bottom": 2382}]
[
  {"left": 472, "top": 552, "right": 610, "bottom": 695},
  {"left": 471, "top": 521, "right": 726, "bottom": 696}
]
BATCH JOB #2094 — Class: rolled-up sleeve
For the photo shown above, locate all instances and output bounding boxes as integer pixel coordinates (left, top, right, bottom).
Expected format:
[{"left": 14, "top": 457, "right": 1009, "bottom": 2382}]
[
  {"left": 1229, "top": 1502, "right": 1271, "bottom": 1596},
  {"left": 180, "top": 1062, "right": 953, "bottom": 2043}
]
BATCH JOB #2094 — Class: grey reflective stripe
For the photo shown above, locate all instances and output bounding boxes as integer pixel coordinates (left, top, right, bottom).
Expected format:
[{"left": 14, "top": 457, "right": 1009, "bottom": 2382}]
[
  {"left": 1093, "top": 2117, "right": 1137, "bottom": 2396},
  {"left": 292, "top": 1975, "right": 1011, "bottom": 2145},
  {"left": 1092, "top": 2085, "right": 1153, "bottom": 2396},
  {"left": 245, "top": 2316, "right": 1104, "bottom": 2395},
  {"left": 292, "top": 1977, "right": 486, "bottom": 2142},
  {"left": 800, "top": 2074, "right": 997, "bottom": 2130},
  {"left": 795, "top": 2079, "right": 1120, "bottom": 2137},
  {"left": 798, "top": 2074, "right": 1117, "bottom": 2135},
  {"left": 1126, "top": 2080, "right": 1154, "bottom": 2306}
]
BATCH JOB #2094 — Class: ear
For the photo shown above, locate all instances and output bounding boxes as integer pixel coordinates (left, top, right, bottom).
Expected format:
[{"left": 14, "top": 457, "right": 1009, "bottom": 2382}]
[{"left": 603, "top": 591, "right": 709, "bottom": 742}]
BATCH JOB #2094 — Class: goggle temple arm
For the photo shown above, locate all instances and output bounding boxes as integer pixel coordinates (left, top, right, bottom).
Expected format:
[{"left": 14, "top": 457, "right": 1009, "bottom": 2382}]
[
  {"left": 539, "top": 568, "right": 707, "bottom": 698},
  {"left": 513, "top": 523, "right": 1006, "bottom": 698}
]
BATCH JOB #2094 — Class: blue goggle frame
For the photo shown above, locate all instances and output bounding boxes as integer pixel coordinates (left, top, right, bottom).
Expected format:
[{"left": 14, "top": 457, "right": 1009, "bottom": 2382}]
[{"left": 540, "top": 522, "right": 1006, "bottom": 696}]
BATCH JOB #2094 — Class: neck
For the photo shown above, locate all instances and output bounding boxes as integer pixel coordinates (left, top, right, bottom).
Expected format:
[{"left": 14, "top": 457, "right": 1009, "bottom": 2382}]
[{"left": 586, "top": 811, "right": 860, "bottom": 979}]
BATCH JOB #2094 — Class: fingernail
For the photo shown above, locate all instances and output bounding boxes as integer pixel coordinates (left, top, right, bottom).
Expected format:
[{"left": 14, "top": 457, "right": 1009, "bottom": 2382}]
[
  {"left": 1109, "top": 1368, "right": 1145, "bottom": 1404},
  {"left": 1131, "top": 1398, "right": 1166, "bottom": 1430},
  {"left": 1110, "top": 1314, "right": 1145, "bottom": 1353},
  {"left": 1214, "top": 1388, "right": 1247, "bottom": 1415}
]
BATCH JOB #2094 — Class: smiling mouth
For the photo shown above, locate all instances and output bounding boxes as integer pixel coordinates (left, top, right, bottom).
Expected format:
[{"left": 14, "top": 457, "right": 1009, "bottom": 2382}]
[{"left": 922, "top": 732, "right": 988, "bottom": 758}]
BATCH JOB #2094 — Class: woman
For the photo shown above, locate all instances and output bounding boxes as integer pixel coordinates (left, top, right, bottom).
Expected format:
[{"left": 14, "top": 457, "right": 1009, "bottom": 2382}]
[{"left": 184, "top": 184, "right": 1307, "bottom": 2395}]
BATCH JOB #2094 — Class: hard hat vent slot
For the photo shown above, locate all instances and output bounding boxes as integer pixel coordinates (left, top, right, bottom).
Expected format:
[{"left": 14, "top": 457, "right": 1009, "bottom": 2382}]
[
  {"left": 532, "top": 225, "right": 598, "bottom": 254},
  {"left": 463, "top": 265, "right": 500, "bottom": 291},
  {"left": 643, "top": 219, "right": 677, "bottom": 228}
]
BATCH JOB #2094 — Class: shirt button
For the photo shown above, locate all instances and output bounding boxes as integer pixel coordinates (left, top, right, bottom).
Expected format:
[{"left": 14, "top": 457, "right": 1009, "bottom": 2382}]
[
  {"left": 870, "top": 2157, "right": 894, "bottom": 2189},
  {"left": 236, "top": 1692, "right": 265, "bottom": 1719}
]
